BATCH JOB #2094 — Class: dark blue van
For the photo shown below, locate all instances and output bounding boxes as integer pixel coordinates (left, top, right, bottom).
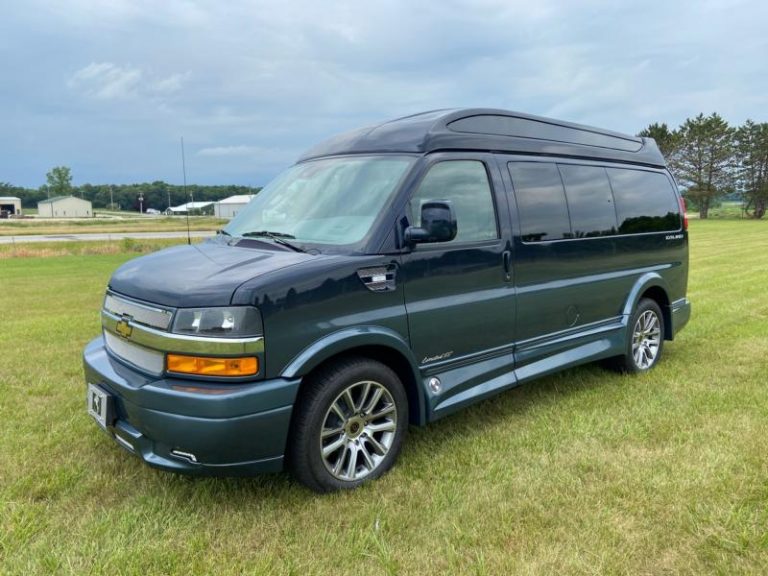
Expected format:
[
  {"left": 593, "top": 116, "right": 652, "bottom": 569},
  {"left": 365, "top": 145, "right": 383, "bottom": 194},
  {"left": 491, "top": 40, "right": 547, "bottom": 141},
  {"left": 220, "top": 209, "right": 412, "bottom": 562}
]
[{"left": 84, "top": 109, "right": 691, "bottom": 491}]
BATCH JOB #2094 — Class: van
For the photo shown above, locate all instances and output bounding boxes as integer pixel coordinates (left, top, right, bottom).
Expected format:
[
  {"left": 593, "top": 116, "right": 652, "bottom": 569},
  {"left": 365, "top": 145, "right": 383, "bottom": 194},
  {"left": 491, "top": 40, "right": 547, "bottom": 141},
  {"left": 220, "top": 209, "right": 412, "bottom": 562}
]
[{"left": 83, "top": 109, "right": 691, "bottom": 492}]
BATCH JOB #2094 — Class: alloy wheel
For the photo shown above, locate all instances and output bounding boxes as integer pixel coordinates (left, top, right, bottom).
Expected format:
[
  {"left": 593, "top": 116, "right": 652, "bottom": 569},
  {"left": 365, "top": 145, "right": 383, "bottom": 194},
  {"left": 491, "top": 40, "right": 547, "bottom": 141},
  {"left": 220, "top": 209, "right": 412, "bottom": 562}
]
[
  {"left": 632, "top": 309, "right": 661, "bottom": 369},
  {"left": 319, "top": 380, "right": 398, "bottom": 481}
]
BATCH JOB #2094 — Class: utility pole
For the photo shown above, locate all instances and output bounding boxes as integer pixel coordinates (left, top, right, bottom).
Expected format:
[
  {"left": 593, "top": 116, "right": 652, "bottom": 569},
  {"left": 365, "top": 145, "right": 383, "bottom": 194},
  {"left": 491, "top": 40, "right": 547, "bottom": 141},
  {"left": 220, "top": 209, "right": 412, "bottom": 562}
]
[
  {"left": 110, "top": 186, "right": 114, "bottom": 211},
  {"left": 138, "top": 192, "right": 144, "bottom": 214}
]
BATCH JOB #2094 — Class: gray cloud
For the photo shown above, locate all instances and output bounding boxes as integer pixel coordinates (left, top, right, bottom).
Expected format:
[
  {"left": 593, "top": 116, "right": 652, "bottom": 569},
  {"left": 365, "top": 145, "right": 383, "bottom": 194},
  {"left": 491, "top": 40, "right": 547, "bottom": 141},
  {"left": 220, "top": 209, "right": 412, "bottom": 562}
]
[
  {"left": 68, "top": 63, "right": 189, "bottom": 100},
  {"left": 2, "top": 0, "right": 766, "bottom": 187},
  {"left": 69, "top": 63, "right": 143, "bottom": 99}
]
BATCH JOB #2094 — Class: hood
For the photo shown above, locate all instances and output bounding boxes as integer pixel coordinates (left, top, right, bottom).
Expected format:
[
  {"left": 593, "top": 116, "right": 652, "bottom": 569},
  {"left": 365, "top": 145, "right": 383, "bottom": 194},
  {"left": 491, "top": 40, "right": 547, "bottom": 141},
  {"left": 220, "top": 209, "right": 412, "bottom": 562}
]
[{"left": 108, "top": 240, "right": 313, "bottom": 307}]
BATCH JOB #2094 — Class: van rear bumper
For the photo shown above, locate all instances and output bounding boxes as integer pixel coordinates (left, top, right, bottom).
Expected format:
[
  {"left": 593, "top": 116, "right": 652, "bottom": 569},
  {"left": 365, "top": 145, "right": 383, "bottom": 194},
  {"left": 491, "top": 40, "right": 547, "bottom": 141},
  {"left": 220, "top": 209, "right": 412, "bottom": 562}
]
[
  {"left": 671, "top": 297, "right": 691, "bottom": 337},
  {"left": 83, "top": 337, "right": 301, "bottom": 476}
]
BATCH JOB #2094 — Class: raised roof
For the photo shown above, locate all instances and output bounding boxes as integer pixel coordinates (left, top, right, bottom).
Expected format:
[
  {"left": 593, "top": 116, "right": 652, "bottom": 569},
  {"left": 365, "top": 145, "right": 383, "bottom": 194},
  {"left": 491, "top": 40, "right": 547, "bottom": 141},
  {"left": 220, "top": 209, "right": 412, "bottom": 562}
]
[{"left": 298, "top": 108, "right": 665, "bottom": 168}]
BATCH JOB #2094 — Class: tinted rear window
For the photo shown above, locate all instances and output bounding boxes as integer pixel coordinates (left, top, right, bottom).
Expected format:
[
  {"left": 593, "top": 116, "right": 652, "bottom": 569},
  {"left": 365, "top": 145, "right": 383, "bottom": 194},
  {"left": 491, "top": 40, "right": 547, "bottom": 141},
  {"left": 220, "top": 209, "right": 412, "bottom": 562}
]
[
  {"left": 508, "top": 162, "right": 571, "bottom": 242},
  {"left": 558, "top": 165, "right": 617, "bottom": 237},
  {"left": 607, "top": 169, "right": 680, "bottom": 233}
]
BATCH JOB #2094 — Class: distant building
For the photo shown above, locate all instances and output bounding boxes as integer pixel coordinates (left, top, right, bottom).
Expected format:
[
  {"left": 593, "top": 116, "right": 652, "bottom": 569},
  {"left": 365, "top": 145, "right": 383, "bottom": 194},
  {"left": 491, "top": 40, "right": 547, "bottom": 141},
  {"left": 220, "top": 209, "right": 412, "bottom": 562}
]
[
  {"left": 37, "top": 196, "right": 93, "bottom": 218},
  {"left": 0, "top": 196, "right": 22, "bottom": 218},
  {"left": 214, "top": 194, "right": 255, "bottom": 219},
  {"left": 164, "top": 201, "right": 215, "bottom": 216}
]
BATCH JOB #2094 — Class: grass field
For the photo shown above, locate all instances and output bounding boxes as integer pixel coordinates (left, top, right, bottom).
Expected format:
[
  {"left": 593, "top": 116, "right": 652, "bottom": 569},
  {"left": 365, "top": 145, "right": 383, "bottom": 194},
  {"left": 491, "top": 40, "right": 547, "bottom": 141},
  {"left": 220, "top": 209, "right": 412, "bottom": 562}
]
[
  {"left": 0, "top": 216, "right": 226, "bottom": 237},
  {"left": 1, "top": 220, "right": 767, "bottom": 575},
  {"left": 0, "top": 238, "right": 203, "bottom": 259}
]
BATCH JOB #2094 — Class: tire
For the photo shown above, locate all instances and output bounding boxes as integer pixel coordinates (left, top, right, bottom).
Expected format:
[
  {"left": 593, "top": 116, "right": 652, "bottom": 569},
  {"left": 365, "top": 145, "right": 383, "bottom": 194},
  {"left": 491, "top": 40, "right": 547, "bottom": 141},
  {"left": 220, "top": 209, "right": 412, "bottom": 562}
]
[
  {"left": 608, "top": 298, "right": 665, "bottom": 373},
  {"left": 287, "top": 357, "right": 409, "bottom": 492}
]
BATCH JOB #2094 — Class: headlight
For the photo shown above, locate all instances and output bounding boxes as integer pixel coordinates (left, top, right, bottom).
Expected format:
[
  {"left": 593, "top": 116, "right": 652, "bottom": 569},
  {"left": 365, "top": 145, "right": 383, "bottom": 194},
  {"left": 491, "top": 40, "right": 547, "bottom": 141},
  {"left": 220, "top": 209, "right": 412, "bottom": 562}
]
[{"left": 171, "top": 307, "right": 262, "bottom": 338}]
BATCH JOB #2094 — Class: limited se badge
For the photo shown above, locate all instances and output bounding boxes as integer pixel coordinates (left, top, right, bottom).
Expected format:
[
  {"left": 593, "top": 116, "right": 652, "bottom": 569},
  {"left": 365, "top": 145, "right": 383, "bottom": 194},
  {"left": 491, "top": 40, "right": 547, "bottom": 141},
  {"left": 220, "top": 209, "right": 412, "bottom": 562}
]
[{"left": 422, "top": 351, "right": 453, "bottom": 364}]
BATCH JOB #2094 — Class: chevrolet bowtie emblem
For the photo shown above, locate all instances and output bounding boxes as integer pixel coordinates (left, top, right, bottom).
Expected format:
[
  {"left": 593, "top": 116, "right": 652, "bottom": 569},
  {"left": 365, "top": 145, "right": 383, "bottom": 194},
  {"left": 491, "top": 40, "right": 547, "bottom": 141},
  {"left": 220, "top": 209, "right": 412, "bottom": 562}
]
[{"left": 115, "top": 317, "right": 133, "bottom": 339}]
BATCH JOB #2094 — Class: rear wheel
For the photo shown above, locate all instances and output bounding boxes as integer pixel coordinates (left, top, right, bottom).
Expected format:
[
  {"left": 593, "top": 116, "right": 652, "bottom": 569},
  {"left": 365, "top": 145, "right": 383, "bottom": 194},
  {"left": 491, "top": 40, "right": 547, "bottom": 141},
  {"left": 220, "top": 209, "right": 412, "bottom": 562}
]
[
  {"left": 287, "top": 357, "right": 408, "bottom": 492},
  {"left": 609, "top": 298, "right": 665, "bottom": 373}
]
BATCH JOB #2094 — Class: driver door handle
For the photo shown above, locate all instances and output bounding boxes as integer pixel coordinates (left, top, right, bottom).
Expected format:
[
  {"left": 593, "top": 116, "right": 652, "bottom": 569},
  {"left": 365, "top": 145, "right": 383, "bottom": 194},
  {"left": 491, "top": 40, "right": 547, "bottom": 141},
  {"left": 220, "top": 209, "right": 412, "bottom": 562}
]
[{"left": 502, "top": 250, "right": 512, "bottom": 282}]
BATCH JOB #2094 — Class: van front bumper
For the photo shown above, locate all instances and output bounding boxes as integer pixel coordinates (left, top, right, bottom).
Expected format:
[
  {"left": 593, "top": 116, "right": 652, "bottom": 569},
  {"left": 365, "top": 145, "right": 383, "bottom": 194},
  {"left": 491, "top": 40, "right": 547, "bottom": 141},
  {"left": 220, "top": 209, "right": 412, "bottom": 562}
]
[{"left": 83, "top": 337, "right": 301, "bottom": 475}]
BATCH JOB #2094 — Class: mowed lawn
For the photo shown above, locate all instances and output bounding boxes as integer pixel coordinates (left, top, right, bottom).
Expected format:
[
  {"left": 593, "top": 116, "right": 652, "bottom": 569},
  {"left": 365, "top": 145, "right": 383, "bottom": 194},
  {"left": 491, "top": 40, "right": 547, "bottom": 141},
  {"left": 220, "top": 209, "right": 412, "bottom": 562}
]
[{"left": 1, "top": 220, "right": 766, "bottom": 575}]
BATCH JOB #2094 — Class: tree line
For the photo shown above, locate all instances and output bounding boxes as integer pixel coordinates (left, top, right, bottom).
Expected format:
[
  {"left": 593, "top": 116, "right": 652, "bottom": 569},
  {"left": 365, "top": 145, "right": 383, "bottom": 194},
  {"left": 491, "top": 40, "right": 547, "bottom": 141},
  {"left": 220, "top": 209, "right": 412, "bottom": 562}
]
[
  {"left": 639, "top": 114, "right": 768, "bottom": 219},
  {"left": 1, "top": 168, "right": 260, "bottom": 213}
]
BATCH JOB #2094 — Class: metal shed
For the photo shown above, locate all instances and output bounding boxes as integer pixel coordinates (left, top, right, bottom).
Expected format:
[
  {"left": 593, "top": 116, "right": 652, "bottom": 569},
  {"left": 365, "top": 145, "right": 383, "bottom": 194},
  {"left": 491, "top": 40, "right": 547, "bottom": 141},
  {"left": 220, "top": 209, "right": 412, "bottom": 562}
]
[
  {"left": 37, "top": 196, "right": 93, "bottom": 218},
  {"left": 213, "top": 195, "right": 255, "bottom": 219}
]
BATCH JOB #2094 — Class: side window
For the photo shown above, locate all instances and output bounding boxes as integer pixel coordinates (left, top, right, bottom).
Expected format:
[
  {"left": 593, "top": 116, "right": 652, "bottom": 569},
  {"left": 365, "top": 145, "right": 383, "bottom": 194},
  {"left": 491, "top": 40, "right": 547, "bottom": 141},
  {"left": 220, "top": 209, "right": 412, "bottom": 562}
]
[
  {"left": 410, "top": 160, "right": 498, "bottom": 243},
  {"left": 607, "top": 169, "right": 680, "bottom": 233},
  {"left": 508, "top": 162, "right": 570, "bottom": 242},
  {"left": 558, "top": 165, "right": 617, "bottom": 237}
]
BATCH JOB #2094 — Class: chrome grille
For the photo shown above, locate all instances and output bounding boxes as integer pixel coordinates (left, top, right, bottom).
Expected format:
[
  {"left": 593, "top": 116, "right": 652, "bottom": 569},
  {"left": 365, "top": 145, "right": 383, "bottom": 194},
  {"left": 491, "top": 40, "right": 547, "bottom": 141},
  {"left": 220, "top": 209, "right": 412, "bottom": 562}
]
[
  {"left": 104, "top": 292, "right": 174, "bottom": 330},
  {"left": 104, "top": 330, "right": 165, "bottom": 376}
]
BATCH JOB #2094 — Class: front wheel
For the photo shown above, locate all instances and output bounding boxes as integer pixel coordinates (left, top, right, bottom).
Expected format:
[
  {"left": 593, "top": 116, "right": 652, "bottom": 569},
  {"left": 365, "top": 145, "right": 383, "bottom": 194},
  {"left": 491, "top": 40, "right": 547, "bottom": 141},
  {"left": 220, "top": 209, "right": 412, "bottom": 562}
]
[
  {"left": 287, "top": 357, "right": 408, "bottom": 492},
  {"left": 609, "top": 298, "right": 665, "bottom": 373}
]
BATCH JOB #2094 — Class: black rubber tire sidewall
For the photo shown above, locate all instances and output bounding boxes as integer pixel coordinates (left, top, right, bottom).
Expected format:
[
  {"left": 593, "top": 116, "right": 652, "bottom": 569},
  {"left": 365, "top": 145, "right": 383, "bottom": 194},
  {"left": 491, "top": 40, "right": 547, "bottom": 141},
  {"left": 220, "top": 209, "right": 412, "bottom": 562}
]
[{"left": 288, "top": 357, "right": 408, "bottom": 492}]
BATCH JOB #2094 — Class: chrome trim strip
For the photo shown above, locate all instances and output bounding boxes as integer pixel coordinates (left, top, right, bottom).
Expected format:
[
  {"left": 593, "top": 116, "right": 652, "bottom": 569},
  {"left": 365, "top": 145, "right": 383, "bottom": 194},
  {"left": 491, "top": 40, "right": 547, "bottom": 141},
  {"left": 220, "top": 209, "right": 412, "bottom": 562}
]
[
  {"left": 113, "top": 433, "right": 136, "bottom": 453},
  {"left": 671, "top": 297, "right": 690, "bottom": 311},
  {"left": 102, "top": 310, "right": 264, "bottom": 355},
  {"left": 515, "top": 316, "right": 624, "bottom": 350},
  {"left": 170, "top": 450, "right": 198, "bottom": 463},
  {"left": 104, "top": 292, "right": 174, "bottom": 330}
]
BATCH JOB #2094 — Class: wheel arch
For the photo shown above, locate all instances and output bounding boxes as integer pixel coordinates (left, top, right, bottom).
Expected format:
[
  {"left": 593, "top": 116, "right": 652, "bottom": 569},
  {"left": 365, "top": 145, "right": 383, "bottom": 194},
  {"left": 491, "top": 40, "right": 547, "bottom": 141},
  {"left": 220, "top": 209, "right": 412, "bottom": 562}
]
[
  {"left": 281, "top": 328, "right": 426, "bottom": 425},
  {"left": 622, "top": 273, "right": 672, "bottom": 340}
]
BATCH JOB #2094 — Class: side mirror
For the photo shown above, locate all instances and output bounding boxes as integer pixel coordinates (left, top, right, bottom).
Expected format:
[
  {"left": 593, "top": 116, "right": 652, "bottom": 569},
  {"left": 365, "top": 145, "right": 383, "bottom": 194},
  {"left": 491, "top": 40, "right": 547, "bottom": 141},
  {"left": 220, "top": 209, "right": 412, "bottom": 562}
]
[{"left": 405, "top": 200, "right": 457, "bottom": 244}]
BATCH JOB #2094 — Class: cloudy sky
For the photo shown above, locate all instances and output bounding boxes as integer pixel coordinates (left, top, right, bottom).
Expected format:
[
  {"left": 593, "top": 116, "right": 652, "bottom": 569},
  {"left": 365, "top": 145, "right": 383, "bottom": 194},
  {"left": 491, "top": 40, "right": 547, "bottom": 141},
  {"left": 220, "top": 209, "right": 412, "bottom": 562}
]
[{"left": 2, "top": 0, "right": 766, "bottom": 188}]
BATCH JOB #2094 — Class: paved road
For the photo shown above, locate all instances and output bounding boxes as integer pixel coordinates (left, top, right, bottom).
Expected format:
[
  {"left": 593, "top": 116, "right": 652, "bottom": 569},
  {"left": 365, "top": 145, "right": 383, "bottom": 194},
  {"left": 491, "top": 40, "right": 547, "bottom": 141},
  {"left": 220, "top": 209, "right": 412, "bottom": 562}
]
[{"left": 0, "top": 230, "right": 217, "bottom": 244}]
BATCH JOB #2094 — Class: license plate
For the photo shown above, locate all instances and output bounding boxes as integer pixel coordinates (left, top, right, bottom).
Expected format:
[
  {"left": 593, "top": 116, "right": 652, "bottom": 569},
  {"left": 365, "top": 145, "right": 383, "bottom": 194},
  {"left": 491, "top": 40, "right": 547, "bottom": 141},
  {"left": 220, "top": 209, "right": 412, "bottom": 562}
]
[{"left": 87, "top": 384, "right": 112, "bottom": 429}]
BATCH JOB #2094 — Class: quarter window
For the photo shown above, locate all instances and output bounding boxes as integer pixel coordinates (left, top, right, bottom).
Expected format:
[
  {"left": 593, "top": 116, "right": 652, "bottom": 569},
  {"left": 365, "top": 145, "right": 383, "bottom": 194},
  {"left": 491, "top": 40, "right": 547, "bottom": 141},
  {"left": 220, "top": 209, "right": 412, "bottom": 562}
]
[
  {"left": 607, "top": 169, "right": 680, "bottom": 233},
  {"left": 410, "top": 161, "right": 498, "bottom": 243}
]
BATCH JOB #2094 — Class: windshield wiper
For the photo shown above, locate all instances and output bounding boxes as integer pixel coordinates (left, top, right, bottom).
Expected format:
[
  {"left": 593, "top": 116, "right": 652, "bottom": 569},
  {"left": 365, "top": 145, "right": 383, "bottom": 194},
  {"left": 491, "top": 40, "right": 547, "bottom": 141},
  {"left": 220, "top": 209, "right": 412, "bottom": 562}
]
[{"left": 240, "top": 230, "right": 306, "bottom": 253}]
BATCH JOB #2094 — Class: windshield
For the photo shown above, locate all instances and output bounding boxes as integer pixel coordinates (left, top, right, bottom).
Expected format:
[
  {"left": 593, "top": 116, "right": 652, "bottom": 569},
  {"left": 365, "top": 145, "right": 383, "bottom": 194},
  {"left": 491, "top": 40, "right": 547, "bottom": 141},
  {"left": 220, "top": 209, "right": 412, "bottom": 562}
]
[{"left": 225, "top": 156, "right": 414, "bottom": 248}]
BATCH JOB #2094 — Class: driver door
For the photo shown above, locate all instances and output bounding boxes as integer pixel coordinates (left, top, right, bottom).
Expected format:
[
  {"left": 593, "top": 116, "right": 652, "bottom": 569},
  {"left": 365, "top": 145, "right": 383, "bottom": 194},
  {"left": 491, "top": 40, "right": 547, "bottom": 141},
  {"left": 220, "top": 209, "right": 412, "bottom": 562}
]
[{"left": 399, "top": 155, "right": 516, "bottom": 414}]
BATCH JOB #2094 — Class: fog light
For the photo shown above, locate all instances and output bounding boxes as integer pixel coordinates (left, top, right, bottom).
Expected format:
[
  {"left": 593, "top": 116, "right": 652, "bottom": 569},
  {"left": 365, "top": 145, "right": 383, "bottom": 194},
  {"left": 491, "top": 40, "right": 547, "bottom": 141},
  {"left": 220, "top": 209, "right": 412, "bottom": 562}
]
[{"left": 166, "top": 354, "right": 258, "bottom": 377}]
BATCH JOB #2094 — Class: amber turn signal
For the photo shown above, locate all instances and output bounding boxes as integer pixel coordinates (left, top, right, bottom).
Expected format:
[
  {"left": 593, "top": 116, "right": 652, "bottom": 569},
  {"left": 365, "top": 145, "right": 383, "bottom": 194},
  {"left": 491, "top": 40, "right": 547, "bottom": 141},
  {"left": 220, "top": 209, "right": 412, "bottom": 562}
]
[{"left": 166, "top": 354, "right": 259, "bottom": 377}]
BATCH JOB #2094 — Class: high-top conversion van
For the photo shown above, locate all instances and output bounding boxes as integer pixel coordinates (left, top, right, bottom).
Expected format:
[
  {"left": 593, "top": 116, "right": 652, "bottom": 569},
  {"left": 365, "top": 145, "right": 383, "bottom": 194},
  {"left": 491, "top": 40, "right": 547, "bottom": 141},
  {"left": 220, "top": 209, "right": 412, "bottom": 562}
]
[{"left": 84, "top": 109, "right": 690, "bottom": 492}]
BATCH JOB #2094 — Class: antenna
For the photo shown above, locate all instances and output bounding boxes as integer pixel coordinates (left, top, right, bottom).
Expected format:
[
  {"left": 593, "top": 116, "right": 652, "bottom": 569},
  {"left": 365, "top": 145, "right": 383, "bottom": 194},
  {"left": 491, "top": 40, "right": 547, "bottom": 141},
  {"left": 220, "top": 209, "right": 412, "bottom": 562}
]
[{"left": 180, "top": 136, "right": 191, "bottom": 245}]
